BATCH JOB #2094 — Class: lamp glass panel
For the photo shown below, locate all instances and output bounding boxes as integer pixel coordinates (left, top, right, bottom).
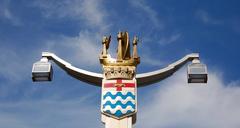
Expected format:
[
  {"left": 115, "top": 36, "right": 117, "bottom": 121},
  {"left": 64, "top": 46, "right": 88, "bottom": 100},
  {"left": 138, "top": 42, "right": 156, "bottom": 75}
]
[{"left": 33, "top": 62, "right": 50, "bottom": 72}]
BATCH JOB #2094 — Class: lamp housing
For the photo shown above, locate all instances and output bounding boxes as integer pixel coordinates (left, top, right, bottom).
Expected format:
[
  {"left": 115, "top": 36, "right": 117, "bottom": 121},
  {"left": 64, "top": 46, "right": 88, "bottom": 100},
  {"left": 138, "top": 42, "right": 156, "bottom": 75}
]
[
  {"left": 187, "top": 63, "right": 207, "bottom": 83},
  {"left": 32, "top": 60, "right": 53, "bottom": 82}
]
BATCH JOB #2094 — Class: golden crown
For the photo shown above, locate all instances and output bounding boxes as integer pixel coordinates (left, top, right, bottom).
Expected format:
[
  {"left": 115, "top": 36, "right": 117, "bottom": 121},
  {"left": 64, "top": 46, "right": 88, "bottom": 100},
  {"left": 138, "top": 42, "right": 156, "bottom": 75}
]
[
  {"left": 99, "top": 31, "right": 140, "bottom": 66},
  {"left": 99, "top": 31, "right": 140, "bottom": 79}
]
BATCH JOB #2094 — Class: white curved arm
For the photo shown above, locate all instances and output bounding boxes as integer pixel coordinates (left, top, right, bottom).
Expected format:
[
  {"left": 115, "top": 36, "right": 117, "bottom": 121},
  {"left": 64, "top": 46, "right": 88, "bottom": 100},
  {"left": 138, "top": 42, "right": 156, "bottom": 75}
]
[
  {"left": 42, "top": 52, "right": 103, "bottom": 86},
  {"left": 42, "top": 52, "right": 199, "bottom": 87},
  {"left": 136, "top": 53, "right": 199, "bottom": 87}
]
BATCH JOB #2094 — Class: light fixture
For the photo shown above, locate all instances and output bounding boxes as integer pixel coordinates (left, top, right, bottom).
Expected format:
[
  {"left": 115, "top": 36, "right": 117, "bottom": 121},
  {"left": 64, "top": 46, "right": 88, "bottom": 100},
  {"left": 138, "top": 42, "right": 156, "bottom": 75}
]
[
  {"left": 187, "top": 58, "right": 208, "bottom": 83},
  {"left": 32, "top": 57, "right": 53, "bottom": 81}
]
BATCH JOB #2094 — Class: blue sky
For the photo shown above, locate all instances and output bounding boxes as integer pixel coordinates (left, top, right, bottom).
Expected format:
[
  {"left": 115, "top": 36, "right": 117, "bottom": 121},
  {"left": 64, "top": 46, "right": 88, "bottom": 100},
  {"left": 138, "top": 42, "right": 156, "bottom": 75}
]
[{"left": 0, "top": 0, "right": 240, "bottom": 128}]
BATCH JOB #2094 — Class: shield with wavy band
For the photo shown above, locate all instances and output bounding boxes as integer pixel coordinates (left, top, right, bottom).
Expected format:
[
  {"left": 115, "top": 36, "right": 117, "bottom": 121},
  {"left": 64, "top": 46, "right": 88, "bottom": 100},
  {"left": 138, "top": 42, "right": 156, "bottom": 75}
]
[{"left": 101, "top": 79, "right": 137, "bottom": 119}]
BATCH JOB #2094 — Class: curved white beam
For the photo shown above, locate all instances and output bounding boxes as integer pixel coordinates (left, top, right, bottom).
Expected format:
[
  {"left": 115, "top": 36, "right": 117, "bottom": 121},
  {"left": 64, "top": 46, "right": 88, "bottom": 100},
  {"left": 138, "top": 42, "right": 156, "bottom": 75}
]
[
  {"left": 136, "top": 53, "right": 199, "bottom": 87},
  {"left": 42, "top": 52, "right": 103, "bottom": 86},
  {"left": 42, "top": 52, "right": 199, "bottom": 87}
]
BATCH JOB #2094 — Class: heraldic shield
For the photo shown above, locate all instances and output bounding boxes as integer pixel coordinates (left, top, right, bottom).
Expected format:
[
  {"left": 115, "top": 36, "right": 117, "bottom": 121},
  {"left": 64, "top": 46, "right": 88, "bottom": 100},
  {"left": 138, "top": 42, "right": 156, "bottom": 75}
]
[{"left": 101, "top": 78, "right": 137, "bottom": 119}]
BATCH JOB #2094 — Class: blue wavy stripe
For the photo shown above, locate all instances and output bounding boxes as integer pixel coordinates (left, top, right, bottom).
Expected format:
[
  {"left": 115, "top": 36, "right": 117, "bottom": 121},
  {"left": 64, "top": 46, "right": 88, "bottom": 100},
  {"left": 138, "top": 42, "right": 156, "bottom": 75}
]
[
  {"left": 103, "top": 92, "right": 135, "bottom": 100},
  {"left": 103, "top": 101, "right": 135, "bottom": 109},
  {"left": 105, "top": 110, "right": 134, "bottom": 117}
]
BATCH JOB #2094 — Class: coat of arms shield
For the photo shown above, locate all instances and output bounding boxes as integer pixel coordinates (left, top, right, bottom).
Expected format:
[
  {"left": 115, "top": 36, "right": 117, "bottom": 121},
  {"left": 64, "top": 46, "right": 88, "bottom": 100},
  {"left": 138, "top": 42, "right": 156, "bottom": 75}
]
[{"left": 101, "top": 78, "right": 137, "bottom": 119}]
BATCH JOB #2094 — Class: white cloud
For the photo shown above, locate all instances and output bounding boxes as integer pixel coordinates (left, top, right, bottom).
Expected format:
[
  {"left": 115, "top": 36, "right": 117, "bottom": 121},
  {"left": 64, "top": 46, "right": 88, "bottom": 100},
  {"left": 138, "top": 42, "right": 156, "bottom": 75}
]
[
  {"left": 139, "top": 48, "right": 164, "bottom": 67},
  {"left": 33, "top": 0, "right": 109, "bottom": 32},
  {"left": 42, "top": 30, "right": 102, "bottom": 69},
  {"left": 0, "top": 47, "right": 34, "bottom": 83},
  {"left": 0, "top": 98, "right": 103, "bottom": 128},
  {"left": 196, "top": 10, "right": 223, "bottom": 25},
  {"left": 130, "top": 0, "right": 163, "bottom": 28},
  {"left": 136, "top": 69, "right": 240, "bottom": 128},
  {"left": 0, "top": 44, "right": 47, "bottom": 98},
  {"left": 141, "top": 54, "right": 163, "bottom": 67},
  {"left": 32, "top": 0, "right": 167, "bottom": 69},
  {"left": 0, "top": 0, "right": 22, "bottom": 26},
  {"left": 158, "top": 33, "right": 182, "bottom": 45},
  {"left": 31, "top": 0, "right": 112, "bottom": 70}
]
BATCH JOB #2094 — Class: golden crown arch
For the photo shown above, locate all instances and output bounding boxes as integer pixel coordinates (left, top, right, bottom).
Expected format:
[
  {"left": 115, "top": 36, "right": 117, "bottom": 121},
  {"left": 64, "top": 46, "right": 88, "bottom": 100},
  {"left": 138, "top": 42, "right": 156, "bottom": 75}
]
[{"left": 99, "top": 31, "right": 140, "bottom": 80}]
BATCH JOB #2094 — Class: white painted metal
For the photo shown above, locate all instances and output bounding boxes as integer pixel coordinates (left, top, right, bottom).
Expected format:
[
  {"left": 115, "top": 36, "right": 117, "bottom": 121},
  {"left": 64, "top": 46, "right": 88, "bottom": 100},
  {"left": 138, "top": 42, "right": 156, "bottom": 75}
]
[
  {"left": 42, "top": 52, "right": 103, "bottom": 86},
  {"left": 136, "top": 53, "right": 199, "bottom": 86},
  {"left": 192, "top": 58, "right": 200, "bottom": 64},
  {"left": 41, "top": 52, "right": 200, "bottom": 87},
  {"left": 32, "top": 57, "right": 52, "bottom": 81},
  {"left": 40, "top": 57, "right": 48, "bottom": 62},
  {"left": 187, "top": 62, "right": 208, "bottom": 83},
  {"left": 102, "top": 114, "right": 133, "bottom": 128}
]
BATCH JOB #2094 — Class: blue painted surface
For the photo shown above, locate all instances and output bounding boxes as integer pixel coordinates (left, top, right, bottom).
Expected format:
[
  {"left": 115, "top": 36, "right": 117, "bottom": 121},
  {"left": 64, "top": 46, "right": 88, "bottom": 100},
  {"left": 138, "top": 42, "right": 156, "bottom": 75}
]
[{"left": 103, "top": 92, "right": 135, "bottom": 100}]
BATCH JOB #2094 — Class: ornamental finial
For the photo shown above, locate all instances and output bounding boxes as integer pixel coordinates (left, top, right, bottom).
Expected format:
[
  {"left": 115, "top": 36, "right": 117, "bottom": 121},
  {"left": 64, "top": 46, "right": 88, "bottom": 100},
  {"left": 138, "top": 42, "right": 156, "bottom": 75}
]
[
  {"left": 99, "top": 31, "right": 140, "bottom": 80},
  {"left": 99, "top": 31, "right": 140, "bottom": 66}
]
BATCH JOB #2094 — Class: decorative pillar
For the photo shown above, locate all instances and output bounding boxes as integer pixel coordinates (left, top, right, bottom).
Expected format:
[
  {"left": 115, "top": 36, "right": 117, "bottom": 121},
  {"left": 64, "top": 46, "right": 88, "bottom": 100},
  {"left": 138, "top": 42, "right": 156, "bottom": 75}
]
[{"left": 100, "top": 32, "right": 139, "bottom": 128}]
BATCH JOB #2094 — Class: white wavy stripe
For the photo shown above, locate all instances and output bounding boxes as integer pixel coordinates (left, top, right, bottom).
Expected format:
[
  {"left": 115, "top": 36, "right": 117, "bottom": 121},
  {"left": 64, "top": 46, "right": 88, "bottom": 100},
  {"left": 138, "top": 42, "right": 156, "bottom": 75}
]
[
  {"left": 103, "top": 105, "right": 135, "bottom": 114},
  {"left": 102, "top": 96, "right": 135, "bottom": 104},
  {"left": 102, "top": 91, "right": 135, "bottom": 96}
]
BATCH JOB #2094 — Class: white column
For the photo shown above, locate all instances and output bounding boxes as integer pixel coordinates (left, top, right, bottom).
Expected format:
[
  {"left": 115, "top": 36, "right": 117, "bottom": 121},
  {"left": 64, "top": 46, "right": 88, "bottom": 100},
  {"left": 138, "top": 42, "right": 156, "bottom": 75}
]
[{"left": 102, "top": 114, "right": 133, "bottom": 128}]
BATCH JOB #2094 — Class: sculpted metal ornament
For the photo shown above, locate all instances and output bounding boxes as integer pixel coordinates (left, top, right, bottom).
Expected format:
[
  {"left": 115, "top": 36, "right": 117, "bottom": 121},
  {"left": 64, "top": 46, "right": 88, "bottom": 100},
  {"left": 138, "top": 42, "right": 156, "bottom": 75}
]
[
  {"left": 100, "top": 32, "right": 139, "bottom": 122},
  {"left": 32, "top": 31, "right": 208, "bottom": 128}
]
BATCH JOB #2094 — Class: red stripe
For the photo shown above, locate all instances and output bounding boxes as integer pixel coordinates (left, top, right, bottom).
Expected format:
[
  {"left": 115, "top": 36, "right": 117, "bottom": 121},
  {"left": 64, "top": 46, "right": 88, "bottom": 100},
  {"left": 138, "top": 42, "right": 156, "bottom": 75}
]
[
  {"left": 104, "top": 83, "right": 114, "bottom": 88},
  {"left": 104, "top": 79, "right": 135, "bottom": 91},
  {"left": 125, "top": 83, "right": 135, "bottom": 87}
]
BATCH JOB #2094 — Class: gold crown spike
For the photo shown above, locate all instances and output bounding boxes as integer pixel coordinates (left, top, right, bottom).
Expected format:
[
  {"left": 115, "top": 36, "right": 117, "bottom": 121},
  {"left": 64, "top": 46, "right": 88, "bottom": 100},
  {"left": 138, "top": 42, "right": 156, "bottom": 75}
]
[{"left": 99, "top": 31, "right": 140, "bottom": 79}]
